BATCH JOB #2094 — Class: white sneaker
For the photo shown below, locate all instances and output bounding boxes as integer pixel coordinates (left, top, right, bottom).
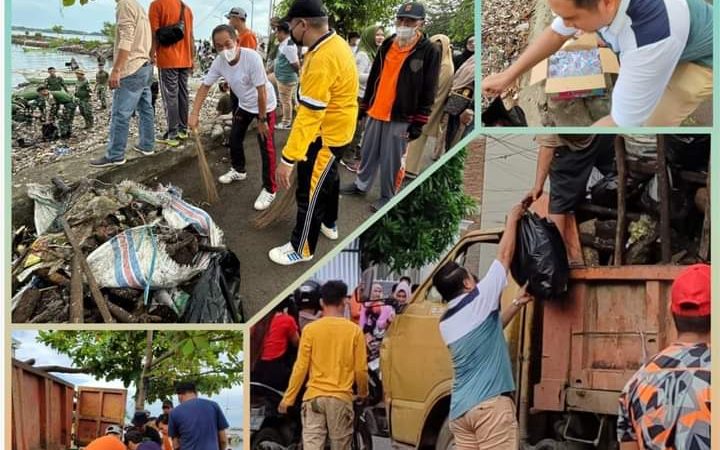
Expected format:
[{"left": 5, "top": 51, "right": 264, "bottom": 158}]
[
  {"left": 218, "top": 168, "right": 247, "bottom": 184},
  {"left": 320, "top": 223, "right": 339, "bottom": 240},
  {"left": 268, "top": 242, "right": 313, "bottom": 266},
  {"left": 253, "top": 188, "right": 276, "bottom": 211},
  {"left": 276, "top": 122, "right": 292, "bottom": 130}
]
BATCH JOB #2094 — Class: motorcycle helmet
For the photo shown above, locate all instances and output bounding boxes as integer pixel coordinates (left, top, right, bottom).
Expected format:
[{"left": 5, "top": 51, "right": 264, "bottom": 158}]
[
  {"left": 294, "top": 280, "right": 321, "bottom": 312},
  {"left": 105, "top": 425, "right": 123, "bottom": 436}
]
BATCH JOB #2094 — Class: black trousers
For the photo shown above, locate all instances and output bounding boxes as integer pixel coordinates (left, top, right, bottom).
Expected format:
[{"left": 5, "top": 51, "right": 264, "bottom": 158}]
[
  {"left": 290, "top": 138, "right": 340, "bottom": 257},
  {"left": 229, "top": 106, "right": 278, "bottom": 193}
]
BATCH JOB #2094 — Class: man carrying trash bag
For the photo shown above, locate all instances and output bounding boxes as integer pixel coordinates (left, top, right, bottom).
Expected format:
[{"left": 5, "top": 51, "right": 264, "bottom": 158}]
[
  {"left": 433, "top": 203, "right": 535, "bottom": 449},
  {"left": 522, "top": 134, "right": 615, "bottom": 266}
]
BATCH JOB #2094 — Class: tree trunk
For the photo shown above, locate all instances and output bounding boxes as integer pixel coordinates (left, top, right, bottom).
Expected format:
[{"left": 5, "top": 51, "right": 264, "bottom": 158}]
[{"left": 135, "top": 331, "right": 154, "bottom": 410}]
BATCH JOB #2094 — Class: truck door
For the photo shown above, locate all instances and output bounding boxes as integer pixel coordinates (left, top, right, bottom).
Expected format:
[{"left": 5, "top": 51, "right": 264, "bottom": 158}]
[{"left": 75, "top": 387, "right": 127, "bottom": 446}]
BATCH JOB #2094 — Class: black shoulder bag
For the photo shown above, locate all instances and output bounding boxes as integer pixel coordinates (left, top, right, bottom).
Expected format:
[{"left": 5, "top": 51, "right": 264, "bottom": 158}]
[{"left": 156, "top": 1, "right": 186, "bottom": 46}]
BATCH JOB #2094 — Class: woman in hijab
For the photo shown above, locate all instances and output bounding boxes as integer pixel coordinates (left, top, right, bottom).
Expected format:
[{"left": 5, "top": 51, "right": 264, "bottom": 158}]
[
  {"left": 360, "top": 283, "right": 395, "bottom": 364},
  {"left": 393, "top": 281, "right": 412, "bottom": 314},
  {"left": 343, "top": 25, "right": 387, "bottom": 171},
  {"left": 453, "top": 35, "right": 475, "bottom": 72},
  {"left": 404, "top": 34, "right": 454, "bottom": 178},
  {"left": 356, "top": 25, "right": 385, "bottom": 102},
  {"left": 438, "top": 56, "right": 475, "bottom": 157}
]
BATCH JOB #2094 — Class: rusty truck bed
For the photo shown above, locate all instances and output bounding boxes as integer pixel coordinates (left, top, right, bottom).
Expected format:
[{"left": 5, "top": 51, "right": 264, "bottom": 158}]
[{"left": 533, "top": 265, "right": 683, "bottom": 415}]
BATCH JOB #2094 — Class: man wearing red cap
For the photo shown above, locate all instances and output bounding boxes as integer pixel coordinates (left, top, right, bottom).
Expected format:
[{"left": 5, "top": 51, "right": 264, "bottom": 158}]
[{"left": 618, "top": 264, "right": 711, "bottom": 450}]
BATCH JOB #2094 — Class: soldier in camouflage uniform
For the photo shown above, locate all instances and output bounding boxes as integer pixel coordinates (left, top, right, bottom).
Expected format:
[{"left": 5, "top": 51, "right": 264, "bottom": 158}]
[
  {"left": 45, "top": 67, "right": 68, "bottom": 92},
  {"left": 95, "top": 63, "right": 109, "bottom": 109},
  {"left": 74, "top": 69, "right": 94, "bottom": 129},
  {"left": 45, "top": 67, "right": 68, "bottom": 118},
  {"left": 37, "top": 85, "right": 76, "bottom": 139}
]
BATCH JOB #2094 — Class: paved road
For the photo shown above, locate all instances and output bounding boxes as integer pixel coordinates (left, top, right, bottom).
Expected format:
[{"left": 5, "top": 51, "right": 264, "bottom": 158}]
[{"left": 155, "top": 128, "right": 382, "bottom": 320}]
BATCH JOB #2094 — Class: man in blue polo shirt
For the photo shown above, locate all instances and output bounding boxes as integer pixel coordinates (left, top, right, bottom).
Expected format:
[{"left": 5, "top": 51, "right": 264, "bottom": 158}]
[
  {"left": 168, "top": 382, "right": 230, "bottom": 450},
  {"left": 434, "top": 204, "right": 533, "bottom": 449},
  {"left": 483, "top": 0, "right": 713, "bottom": 127}
]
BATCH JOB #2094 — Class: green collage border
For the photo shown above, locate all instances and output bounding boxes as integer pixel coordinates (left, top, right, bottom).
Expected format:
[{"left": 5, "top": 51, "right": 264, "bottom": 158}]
[{"left": 2, "top": 0, "right": 719, "bottom": 447}]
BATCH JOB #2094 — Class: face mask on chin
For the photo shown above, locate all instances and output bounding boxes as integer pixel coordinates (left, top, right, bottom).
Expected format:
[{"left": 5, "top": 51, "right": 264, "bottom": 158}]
[
  {"left": 395, "top": 26, "right": 416, "bottom": 41},
  {"left": 222, "top": 46, "right": 238, "bottom": 62}
]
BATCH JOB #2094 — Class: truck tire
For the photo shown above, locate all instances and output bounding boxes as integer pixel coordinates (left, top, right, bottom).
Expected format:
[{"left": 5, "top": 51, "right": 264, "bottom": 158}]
[
  {"left": 251, "top": 427, "right": 287, "bottom": 450},
  {"left": 435, "top": 418, "right": 454, "bottom": 450}
]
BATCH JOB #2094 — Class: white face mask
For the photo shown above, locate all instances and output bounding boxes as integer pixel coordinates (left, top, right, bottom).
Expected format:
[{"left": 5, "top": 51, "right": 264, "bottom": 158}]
[
  {"left": 222, "top": 46, "right": 238, "bottom": 62},
  {"left": 396, "top": 26, "right": 415, "bottom": 40}
]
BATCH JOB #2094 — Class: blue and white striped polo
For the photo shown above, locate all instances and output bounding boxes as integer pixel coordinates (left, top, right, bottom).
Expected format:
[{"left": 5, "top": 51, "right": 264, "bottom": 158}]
[
  {"left": 552, "top": 0, "right": 713, "bottom": 126},
  {"left": 438, "top": 260, "right": 516, "bottom": 420}
]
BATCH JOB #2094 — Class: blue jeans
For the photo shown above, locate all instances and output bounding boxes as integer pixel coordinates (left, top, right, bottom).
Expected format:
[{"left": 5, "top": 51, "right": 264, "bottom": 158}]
[{"left": 106, "top": 63, "right": 154, "bottom": 160}]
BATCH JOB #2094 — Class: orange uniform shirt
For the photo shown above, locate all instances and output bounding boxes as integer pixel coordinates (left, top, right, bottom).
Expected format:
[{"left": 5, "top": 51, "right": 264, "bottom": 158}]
[
  {"left": 238, "top": 29, "right": 258, "bottom": 50},
  {"left": 149, "top": 0, "right": 194, "bottom": 69},
  {"left": 367, "top": 39, "right": 416, "bottom": 121}
]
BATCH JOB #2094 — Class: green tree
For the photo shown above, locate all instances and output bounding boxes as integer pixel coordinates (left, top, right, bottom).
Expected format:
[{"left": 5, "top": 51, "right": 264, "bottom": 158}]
[
  {"left": 274, "top": 0, "right": 397, "bottom": 36},
  {"left": 51, "top": 25, "right": 64, "bottom": 36},
  {"left": 62, "top": 0, "right": 93, "bottom": 6},
  {"left": 37, "top": 331, "right": 243, "bottom": 409},
  {"left": 100, "top": 21, "right": 117, "bottom": 45},
  {"left": 424, "top": 0, "right": 474, "bottom": 44},
  {"left": 361, "top": 148, "right": 477, "bottom": 272}
]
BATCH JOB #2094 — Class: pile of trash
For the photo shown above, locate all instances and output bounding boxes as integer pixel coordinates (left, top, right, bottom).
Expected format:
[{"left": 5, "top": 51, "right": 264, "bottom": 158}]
[
  {"left": 11, "top": 179, "right": 242, "bottom": 324},
  {"left": 576, "top": 134, "right": 710, "bottom": 266}
]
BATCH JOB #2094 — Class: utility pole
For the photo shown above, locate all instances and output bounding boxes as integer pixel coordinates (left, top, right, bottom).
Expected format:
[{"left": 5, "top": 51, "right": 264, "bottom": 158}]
[{"left": 250, "top": 0, "right": 255, "bottom": 31}]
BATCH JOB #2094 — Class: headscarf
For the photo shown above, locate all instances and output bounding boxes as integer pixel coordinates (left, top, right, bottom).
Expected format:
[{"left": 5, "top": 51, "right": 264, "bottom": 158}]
[
  {"left": 394, "top": 281, "right": 412, "bottom": 303},
  {"left": 453, "top": 35, "right": 475, "bottom": 72},
  {"left": 431, "top": 34, "right": 454, "bottom": 79},
  {"left": 451, "top": 56, "right": 475, "bottom": 92},
  {"left": 359, "top": 25, "right": 384, "bottom": 62}
]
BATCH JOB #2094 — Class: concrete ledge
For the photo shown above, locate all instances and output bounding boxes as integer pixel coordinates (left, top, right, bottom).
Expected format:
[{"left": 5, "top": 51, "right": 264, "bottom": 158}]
[{"left": 12, "top": 140, "right": 205, "bottom": 229}]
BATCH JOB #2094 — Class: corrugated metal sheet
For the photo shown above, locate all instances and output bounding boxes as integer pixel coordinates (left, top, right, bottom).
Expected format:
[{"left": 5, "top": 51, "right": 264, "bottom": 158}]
[{"left": 313, "top": 238, "right": 361, "bottom": 288}]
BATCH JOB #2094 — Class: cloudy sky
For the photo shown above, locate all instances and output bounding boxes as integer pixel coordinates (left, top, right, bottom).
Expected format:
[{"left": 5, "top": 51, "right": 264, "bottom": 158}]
[
  {"left": 11, "top": 330, "right": 243, "bottom": 427},
  {"left": 11, "top": 0, "right": 273, "bottom": 41}
]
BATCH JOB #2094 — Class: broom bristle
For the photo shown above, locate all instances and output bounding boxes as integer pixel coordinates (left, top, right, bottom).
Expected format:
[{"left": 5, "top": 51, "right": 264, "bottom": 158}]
[
  {"left": 253, "top": 172, "right": 298, "bottom": 229},
  {"left": 193, "top": 132, "right": 220, "bottom": 204}
]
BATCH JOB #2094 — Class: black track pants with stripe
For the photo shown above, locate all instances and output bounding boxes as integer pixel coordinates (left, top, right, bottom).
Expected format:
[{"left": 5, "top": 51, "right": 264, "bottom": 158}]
[{"left": 290, "top": 137, "right": 340, "bottom": 258}]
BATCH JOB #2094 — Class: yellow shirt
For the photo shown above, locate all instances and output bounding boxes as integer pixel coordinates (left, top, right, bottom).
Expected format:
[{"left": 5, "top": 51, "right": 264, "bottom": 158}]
[
  {"left": 281, "top": 31, "right": 359, "bottom": 164},
  {"left": 282, "top": 316, "right": 369, "bottom": 405}
]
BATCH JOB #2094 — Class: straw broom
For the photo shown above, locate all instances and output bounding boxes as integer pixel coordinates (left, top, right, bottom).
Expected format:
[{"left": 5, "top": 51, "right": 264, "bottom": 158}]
[
  {"left": 253, "top": 169, "right": 298, "bottom": 229},
  {"left": 191, "top": 128, "right": 220, "bottom": 204}
]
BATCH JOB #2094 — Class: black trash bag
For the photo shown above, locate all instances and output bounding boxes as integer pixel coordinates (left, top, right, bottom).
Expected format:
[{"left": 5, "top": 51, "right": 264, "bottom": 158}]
[
  {"left": 183, "top": 251, "right": 242, "bottom": 323},
  {"left": 590, "top": 174, "right": 619, "bottom": 208},
  {"left": 638, "top": 174, "right": 690, "bottom": 225},
  {"left": 590, "top": 173, "right": 646, "bottom": 209},
  {"left": 664, "top": 135, "right": 710, "bottom": 172},
  {"left": 510, "top": 212, "right": 570, "bottom": 300},
  {"left": 482, "top": 97, "right": 528, "bottom": 127},
  {"left": 42, "top": 123, "right": 59, "bottom": 141}
]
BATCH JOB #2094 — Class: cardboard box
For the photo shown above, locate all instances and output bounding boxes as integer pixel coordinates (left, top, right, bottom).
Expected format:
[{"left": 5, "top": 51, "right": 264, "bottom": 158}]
[{"left": 529, "top": 32, "right": 620, "bottom": 101}]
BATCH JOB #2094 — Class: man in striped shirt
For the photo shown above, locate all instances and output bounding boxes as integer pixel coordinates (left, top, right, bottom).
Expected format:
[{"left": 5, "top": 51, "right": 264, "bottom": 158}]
[
  {"left": 434, "top": 204, "right": 533, "bottom": 449},
  {"left": 483, "top": 0, "right": 713, "bottom": 126}
]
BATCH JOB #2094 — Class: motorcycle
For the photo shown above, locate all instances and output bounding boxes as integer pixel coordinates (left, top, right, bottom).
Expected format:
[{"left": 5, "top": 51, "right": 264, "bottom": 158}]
[
  {"left": 250, "top": 382, "right": 374, "bottom": 450},
  {"left": 250, "top": 382, "right": 300, "bottom": 450}
]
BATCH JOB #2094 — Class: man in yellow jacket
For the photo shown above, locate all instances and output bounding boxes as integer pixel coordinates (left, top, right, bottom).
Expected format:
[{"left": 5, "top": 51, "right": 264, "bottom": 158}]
[
  {"left": 279, "top": 280, "right": 369, "bottom": 449},
  {"left": 269, "top": 0, "right": 359, "bottom": 266}
]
